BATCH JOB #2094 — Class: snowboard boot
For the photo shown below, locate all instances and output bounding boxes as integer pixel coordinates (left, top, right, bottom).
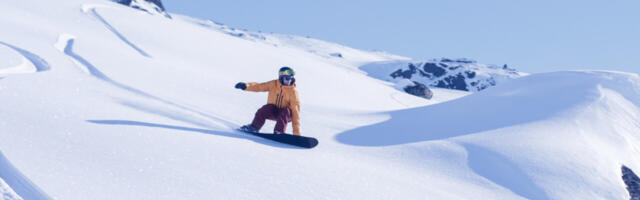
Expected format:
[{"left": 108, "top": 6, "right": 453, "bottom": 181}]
[{"left": 240, "top": 124, "right": 259, "bottom": 133}]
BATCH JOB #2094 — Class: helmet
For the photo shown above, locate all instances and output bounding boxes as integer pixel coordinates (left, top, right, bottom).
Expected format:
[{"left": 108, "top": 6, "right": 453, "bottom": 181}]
[
  {"left": 278, "top": 66, "right": 295, "bottom": 76},
  {"left": 278, "top": 66, "right": 295, "bottom": 86}
]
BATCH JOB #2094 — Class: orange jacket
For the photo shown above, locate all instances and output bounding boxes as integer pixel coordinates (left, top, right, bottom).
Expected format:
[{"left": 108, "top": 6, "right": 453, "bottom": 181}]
[{"left": 245, "top": 80, "right": 301, "bottom": 135}]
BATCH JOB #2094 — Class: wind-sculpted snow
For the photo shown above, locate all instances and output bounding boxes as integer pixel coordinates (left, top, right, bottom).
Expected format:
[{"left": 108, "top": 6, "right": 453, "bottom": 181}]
[
  {"left": 0, "top": 152, "right": 50, "bottom": 200},
  {"left": 83, "top": 4, "right": 151, "bottom": 58},
  {"left": 337, "top": 71, "right": 640, "bottom": 199},
  {"left": 337, "top": 71, "right": 640, "bottom": 146},
  {"left": 0, "top": 41, "right": 50, "bottom": 77}
]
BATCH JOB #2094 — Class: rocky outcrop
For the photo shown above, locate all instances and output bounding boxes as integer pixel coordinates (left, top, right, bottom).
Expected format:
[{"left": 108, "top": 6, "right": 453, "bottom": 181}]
[
  {"left": 623, "top": 165, "right": 640, "bottom": 200},
  {"left": 403, "top": 81, "right": 433, "bottom": 99},
  {"left": 386, "top": 58, "right": 524, "bottom": 92},
  {"left": 112, "top": 0, "right": 171, "bottom": 18}
]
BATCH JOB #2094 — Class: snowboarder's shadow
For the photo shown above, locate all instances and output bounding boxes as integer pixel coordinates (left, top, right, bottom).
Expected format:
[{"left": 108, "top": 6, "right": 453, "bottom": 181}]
[{"left": 86, "top": 120, "right": 302, "bottom": 149}]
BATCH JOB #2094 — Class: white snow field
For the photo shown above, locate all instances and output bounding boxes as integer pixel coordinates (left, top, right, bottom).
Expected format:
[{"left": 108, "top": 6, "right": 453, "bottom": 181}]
[{"left": 0, "top": 0, "right": 639, "bottom": 199}]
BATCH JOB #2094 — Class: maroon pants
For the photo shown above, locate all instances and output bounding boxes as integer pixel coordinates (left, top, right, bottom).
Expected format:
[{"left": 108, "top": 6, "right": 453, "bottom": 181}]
[{"left": 251, "top": 104, "right": 292, "bottom": 133}]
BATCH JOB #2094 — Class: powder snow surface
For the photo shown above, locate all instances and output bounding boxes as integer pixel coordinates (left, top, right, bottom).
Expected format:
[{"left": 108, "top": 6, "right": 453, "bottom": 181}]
[{"left": 0, "top": 0, "right": 639, "bottom": 199}]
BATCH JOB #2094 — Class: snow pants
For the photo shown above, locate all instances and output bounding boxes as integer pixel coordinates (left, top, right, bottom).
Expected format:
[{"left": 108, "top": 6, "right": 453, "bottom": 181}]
[{"left": 251, "top": 104, "right": 292, "bottom": 133}]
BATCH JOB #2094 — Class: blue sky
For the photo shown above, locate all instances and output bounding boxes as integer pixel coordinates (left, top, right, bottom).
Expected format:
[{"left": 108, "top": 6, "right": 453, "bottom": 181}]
[{"left": 163, "top": 0, "right": 639, "bottom": 73}]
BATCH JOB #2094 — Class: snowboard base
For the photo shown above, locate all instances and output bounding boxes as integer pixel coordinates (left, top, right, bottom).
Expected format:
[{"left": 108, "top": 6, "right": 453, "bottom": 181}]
[{"left": 237, "top": 129, "right": 318, "bottom": 148}]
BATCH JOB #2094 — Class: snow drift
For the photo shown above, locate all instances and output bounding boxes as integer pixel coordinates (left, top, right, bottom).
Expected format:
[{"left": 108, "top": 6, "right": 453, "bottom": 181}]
[{"left": 338, "top": 70, "right": 640, "bottom": 199}]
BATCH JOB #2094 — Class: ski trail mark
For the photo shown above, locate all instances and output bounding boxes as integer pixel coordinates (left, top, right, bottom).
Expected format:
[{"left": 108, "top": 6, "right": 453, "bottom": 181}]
[
  {"left": 81, "top": 4, "right": 151, "bottom": 58},
  {"left": 0, "top": 152, "right": 52, "bottom": 200},
  {"left": 0, "top": 41, "right": 50, "bottom": 78},
  {"left": 57, "top": 34, "right": 235, "bottom": 129}
]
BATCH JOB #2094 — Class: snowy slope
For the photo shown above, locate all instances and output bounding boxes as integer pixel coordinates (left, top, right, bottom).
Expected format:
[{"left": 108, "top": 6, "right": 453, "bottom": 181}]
[
  {"left": 174, "top": 15, "right": 409, "bottom": 68},
  {"left": 0, "top": 152, "right": 49, "bottom": 200},
  {"left": 0, "top": 0, "right": 639, "bottom": 199},
  {"left": 338, "top": 71, "right": 640, "bottom": 199}
]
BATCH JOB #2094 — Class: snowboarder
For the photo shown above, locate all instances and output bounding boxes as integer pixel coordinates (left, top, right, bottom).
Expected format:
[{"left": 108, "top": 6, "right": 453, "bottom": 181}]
[{"left": 235, "top": 66, "right": 302, "bottom": 136}]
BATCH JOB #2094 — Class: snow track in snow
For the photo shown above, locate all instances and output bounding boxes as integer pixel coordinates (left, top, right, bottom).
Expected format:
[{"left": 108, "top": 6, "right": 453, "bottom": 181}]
[
  {"left": 86, "top": 120, "right": 301, "bottom": 149},
  {"left": 57, "top": 34, "right": 234, "bottom": 130},
  {"left": 82, "top": 4, "right": 151, "bottom": 58},
  {"left": 0, "top": 152, "right": 50, "bottom": 200},
  {"left": 0, "top": 41, "right": 50, "bottom": 78}
]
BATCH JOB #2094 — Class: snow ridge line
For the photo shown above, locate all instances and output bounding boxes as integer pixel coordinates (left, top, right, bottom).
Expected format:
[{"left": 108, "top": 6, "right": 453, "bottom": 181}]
[
  {"left": 81, "top": 4, "right": 151, "bottom": 58},
  {"left": 56, "top": 34, "right": 235, "bottom": 130},
  {"left": 0, "top": 41, "right": 51, "bottom": 77},
  {"left": 0, "top": 152, "right": 51, "bottom": 200}
]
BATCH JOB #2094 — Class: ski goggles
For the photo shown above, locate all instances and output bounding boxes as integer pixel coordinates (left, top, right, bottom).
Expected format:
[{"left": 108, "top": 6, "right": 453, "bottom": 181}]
[
  {"left": 279, "top": 69, "right": 295, "bottom": 76},
  {"left": 280, "top": 75, "right": 293, "bottom": 80}
]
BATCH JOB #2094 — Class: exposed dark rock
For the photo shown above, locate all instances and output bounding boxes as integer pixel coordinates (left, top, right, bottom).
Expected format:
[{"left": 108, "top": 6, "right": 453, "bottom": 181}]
[
  {"left": 622, "top": 165, "right": 640, "bottom": 200},
  {"left": 418, "top": 70, "right": 432, "bottom": 79},
  {"left": 114, "top": 0, "right": 132, "bottom": 5},
  {"left": 112, "top": 0, "right": 171, "bottom": 18},
  {"left": 441, "top": 58, "right": 454, "bottom": 62},
  {"left": 382, "top": 58, "right": 520, "bottom": 92},
  {"left": 465, "top": 71, "right": 476, "bottom": 79},
  {"left": 403, "top": 81, "right": 433, "bottom": 99},
  {"left": 423, "top": 63, "right": 446, "bottom": 77},
  {"left": 391, "top": 63, "right": 418, "bottom": 79},
  {"left": 455, "top": 58, "right": 475, "bottom": 64},
  {"left": 436, "top": 73, "right": 467, "bottom": 91},
  {"left": 448, "top": 65, "right": 462, "bottom": 70},
  {"left": 231, "top": 33, "right": 244, "bottom": 37},
  {"left": 330, "top": 53, "right": 343, "bottom": 58},
  {"left": 441, "top": 58, "right": 475, "bottom": 64}
]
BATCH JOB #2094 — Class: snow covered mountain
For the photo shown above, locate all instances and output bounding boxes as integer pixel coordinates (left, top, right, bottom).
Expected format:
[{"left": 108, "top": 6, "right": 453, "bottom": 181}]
[
  {"left": 362, "top": 58, "right": 526, "bottom": 92},
  {"left": 1, "top": 0, "right": 640, "bottom": 199},
  {"left": 111, "top": 0, "right": 171, "bottom": 18}
]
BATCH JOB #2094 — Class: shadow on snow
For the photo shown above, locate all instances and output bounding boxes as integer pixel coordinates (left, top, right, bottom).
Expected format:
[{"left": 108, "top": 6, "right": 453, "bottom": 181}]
[
  {"left": 0, "top": 41, "right": 51, "bottom": 72},
  {"left": 463, "top": 144, "right": 549, "bottom": 199},
  {"left": 89, "top": 8, "right": 151, "bottom": 57},
  {"left": 63, "top": 37, "right": 236, "bottom": 129},
  {"left": 87, "top": 120, "right": 303, "bottom": 149}
]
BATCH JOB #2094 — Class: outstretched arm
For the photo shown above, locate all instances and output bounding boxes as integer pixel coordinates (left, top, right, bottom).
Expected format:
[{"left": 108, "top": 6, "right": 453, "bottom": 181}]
[{"left": 244, "top": 80, "right": 276, "bottom": 92}]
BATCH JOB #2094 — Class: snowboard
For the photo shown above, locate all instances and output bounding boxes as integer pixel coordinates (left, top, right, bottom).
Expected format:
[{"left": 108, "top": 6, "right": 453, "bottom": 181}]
[{"left": 237, "top": 129, "right": 318, "bottom": 148}]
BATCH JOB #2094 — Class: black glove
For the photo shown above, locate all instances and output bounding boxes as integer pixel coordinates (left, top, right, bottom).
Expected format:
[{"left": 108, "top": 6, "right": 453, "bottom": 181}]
[{"left": 235, "top": 82, "right": 247, "bottom": 90}]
